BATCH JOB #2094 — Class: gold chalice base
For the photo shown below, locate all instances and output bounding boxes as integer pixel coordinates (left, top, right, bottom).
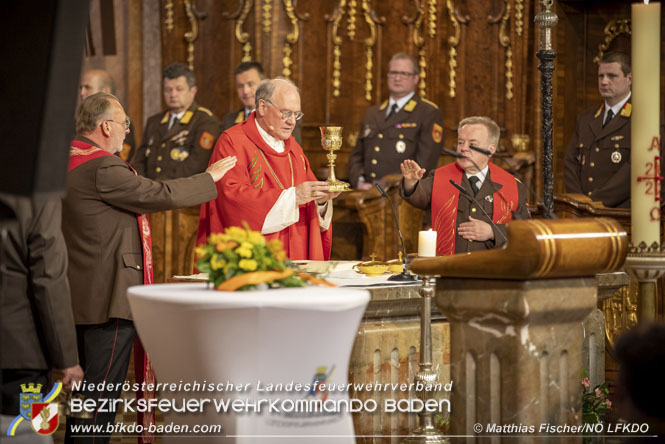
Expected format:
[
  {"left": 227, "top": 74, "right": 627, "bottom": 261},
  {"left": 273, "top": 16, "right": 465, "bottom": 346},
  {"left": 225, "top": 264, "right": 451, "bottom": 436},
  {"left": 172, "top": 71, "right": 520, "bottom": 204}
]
[{"left": 327, "top": 180, "right": 351, "bottom": 192}]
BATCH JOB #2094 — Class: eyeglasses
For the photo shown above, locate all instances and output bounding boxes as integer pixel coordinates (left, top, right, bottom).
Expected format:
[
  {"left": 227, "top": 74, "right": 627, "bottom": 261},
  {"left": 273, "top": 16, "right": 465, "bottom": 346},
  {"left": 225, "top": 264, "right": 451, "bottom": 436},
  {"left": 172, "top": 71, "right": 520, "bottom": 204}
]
[
  {"left": 105, "top": 118, "right": 131, "bottom": 130},
  {"left": 387, "top": 71, "right": 416, "bottom": 78},
  {"left": 264, "top": 100, "right": 304, "bottom": 121}
]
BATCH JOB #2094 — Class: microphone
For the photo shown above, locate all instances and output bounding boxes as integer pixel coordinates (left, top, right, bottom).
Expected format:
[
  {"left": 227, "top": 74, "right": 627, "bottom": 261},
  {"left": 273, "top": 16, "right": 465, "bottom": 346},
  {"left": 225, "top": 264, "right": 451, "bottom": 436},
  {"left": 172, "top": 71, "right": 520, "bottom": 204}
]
[
  {"left": 452, "top": 146, "right": 525, "bottom": 220},
  {"left": 375, "top": 184, "right": 417, "bottom": 282},
  {"left": 449, "top": 179, "right": 507, "bottom": 242},
  {"left": 470, "top": 145, "right": 492, "bottom": 155},
  {"left": 443, "top": 147, "right": 465, "bottom": 158}
]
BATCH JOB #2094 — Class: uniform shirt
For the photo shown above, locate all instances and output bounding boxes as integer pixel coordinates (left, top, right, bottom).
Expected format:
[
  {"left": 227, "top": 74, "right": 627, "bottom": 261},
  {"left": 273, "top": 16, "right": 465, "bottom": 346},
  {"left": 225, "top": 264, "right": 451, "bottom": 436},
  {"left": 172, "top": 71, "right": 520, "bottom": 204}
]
[{"left": 133, "top": 102, "right": 222, "bottom": 180}]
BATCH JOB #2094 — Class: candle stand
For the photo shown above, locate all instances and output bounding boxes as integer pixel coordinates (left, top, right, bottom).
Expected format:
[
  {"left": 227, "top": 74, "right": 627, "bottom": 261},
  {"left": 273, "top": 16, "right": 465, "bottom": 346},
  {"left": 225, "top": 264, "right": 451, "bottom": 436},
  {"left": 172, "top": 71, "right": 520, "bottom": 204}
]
[{"left": 402, "top": 275, "right": 449, "bottom": 444}]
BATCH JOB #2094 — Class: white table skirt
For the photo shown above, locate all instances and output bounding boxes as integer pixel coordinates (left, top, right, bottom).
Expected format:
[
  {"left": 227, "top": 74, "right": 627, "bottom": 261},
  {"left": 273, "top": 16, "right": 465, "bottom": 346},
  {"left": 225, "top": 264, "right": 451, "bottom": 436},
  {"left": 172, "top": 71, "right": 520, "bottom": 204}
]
[{"left": 127, "top": 284, "right": 370, "bottom": 443}]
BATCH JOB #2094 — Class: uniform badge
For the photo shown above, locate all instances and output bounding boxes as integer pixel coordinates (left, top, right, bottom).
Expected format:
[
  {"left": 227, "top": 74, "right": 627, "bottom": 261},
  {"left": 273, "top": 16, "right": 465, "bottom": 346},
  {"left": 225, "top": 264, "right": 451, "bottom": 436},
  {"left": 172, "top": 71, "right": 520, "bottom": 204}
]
[
  {"left": 171, "top": 130, "right": 189, "bottom": 146},
  {"left": 170, "top": 147, "right": 190, "bottom": 161},
  {"left": 363, "top": 125, "right": 372, "bottom": 138},
  {"left": 485, "top": 195, "right": 493, "bottom": 203},
  {"left": 432, "top": 123, "right": 443, "bottom": 143},
  {"left": 611, "top": 135, "right": 624, "bottom": 141},
  {"left": 200, "top": 131, "right": 215, "bottom": 150},
  {"left": 12, "top": 382, "right": 62, "bottom": 437},
  {"left": 611, "top": 150, "right": 622, "bottom": 163},
  {"left": 396, "top": 140, "right": 406, "bottom": 153}
]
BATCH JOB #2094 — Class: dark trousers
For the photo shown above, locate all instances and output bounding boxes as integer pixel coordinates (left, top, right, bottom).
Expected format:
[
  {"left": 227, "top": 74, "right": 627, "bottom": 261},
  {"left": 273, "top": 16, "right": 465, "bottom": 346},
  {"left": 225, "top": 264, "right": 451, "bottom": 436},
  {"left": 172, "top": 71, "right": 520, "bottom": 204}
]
[{"left": 65, "top": 318, "right": 135, "bottom": 444}]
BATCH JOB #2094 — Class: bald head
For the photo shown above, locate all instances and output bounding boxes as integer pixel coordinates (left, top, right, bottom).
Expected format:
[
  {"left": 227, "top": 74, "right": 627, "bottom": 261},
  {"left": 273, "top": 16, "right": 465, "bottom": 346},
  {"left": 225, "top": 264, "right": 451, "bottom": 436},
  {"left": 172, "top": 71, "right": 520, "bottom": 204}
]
[
  {"left": 80, "top": 69, "right": 114, "bottom": 101},
  {"left": 255, "top": 78, "right": 301, "bottom": 141}
]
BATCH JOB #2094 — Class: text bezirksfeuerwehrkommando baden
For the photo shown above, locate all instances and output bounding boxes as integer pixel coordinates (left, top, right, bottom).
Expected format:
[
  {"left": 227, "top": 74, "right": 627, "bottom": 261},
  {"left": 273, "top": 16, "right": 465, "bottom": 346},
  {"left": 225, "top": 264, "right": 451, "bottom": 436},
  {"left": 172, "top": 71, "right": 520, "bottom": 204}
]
[{"left": 71, "top": 379, "right": 445, "bottom": 394}]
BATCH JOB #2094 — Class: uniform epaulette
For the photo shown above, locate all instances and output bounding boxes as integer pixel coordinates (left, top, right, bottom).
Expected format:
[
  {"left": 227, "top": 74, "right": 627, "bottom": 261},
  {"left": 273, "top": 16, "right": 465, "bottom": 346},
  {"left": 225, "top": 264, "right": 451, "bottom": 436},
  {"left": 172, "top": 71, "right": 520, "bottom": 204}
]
[
  {"left": 620, "top": 102, "right": 631, "bottom": 117},
  {"left": 421, "top": 97, "right": 439, "bottom": 109},
  {"left": 403, "top": 100, "right": 417, "bottom": 112},
  {"left": 593, "top": 104, "right": 603, "bottom": 119},
  {"left": 379, "top": 101, "right": 388, "bottom": 111},
  {"left": 160, "top": 112, "right": 170, "bottom": 124},
  {"left": 180, "top": 110, "right": 194, "bottom": 124},
  {"left": 516, "top": 177, "right": 523, "bottom": 184},
  {"left": 197, "top": 106, "right": 213, "bottom": 116},
  {"left": 234, "top": 110, "right": 244, "bottom": 124}
]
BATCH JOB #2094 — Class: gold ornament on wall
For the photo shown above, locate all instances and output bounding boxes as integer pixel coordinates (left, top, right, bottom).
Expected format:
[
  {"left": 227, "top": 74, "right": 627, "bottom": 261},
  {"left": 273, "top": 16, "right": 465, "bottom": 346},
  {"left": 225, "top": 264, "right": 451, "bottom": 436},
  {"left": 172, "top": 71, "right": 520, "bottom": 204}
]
[
  {"left": 164, "top": 0, "right": 175, "bottom": 32},
  {"left": 362, "top": 0, "right": 381, "bottom": 102},
  {"left": 403, "top": 0, "right": 427, "bottom": 98},
  {"left": 327, "top": 0, "right": 347, "bottom": 97},
  {"left": 446, "top": 0, "right": 463, "bottom": 98},
  {"left": 262, "top": 0, "right": 272, "bottom": 33},
  {"left": 223, "top": 0, "right": 254, "bottom": 62},
  {"left": 499, "top": 0, "right": 513, "bottom": 100},
  {"left": 347, "top": 0, "right": 357, "bottom": 40},
  {"left": 428, "top": 0, "right": 437, "bottom": 38},
  {"left": 593, "top": 18, "right": 631, "bottom": 64},
  {"left": 282, "top": 0, "right": 298, "bottom": 78},
  {"left": 281, "top": 0, "right": 309, "bottom": 79},
  {"left": 515, "top": 0, "right": 524, "bottom": 36},
  {"left": 183, "top": 0, "right": 204, "bottom": 71},
  {"left": 490, "top": 0, "right": 513, "bottom": 100}
]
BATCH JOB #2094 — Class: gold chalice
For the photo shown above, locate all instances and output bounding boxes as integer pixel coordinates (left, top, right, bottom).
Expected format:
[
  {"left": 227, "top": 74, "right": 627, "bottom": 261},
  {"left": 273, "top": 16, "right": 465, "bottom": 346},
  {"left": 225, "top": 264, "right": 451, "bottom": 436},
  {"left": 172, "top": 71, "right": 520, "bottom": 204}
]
[{"left": 320, "top": 126, "right": 351, "bottom": 192}]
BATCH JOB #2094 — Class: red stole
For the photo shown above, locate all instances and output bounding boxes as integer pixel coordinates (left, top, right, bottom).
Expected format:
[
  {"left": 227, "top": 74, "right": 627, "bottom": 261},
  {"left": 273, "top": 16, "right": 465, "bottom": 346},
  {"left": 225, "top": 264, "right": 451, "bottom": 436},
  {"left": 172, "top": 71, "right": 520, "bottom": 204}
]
[
  {"left": 69, "top": 140, "right": 156, "bottom": 443},
  {"left": 431, "top": 162, "right": 518, "bottom": 256}
]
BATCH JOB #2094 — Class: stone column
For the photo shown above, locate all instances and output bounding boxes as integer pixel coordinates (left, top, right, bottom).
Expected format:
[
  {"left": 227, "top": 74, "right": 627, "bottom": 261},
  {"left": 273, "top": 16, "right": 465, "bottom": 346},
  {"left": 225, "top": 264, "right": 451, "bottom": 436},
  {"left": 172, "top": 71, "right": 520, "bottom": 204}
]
[{"left": 438, "top": 277, "right": 595, "bottom": 442}]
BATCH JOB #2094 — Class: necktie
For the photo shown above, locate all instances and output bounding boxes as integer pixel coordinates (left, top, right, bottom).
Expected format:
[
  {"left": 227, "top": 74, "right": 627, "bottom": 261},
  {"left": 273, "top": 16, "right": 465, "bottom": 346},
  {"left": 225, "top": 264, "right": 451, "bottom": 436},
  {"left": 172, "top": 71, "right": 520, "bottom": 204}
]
[
  {"left": 468, "top": 176, "right": 480, "bottom": 196},
  {"left": 168, "top": 114, "right": 177, "bottom": 129},
  {"left": 386, "top": 103, "right": 398, "bottom": 120},
  {"left": 603, "top": 109, "right": 614, "bottom": 128}
]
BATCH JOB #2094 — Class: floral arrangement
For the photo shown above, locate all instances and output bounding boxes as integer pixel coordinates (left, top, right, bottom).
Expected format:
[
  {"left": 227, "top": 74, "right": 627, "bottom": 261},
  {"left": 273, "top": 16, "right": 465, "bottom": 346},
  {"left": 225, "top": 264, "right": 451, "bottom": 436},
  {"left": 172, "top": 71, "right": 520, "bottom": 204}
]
[
  {"left": 196, "top": 223, "right": 330, "bottom": 291},
  {"left": 581, "top": 370, "right": 612, "bottom": 443}
]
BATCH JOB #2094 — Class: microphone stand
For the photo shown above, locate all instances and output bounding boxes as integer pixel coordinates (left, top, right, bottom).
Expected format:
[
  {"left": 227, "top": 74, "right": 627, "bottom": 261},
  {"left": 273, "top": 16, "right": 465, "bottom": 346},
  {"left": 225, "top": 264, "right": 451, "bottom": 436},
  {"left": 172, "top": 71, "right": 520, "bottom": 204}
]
[{"left": 375, "top": 184, "right": 418, "bottom": 281}]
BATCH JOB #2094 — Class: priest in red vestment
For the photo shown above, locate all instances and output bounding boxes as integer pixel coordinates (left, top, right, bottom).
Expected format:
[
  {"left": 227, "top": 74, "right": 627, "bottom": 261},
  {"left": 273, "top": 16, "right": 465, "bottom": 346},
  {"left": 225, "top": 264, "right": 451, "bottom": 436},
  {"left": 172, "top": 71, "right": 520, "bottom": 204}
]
[
  {"left": 198, "top": 78, "right": 340, "bottom": 260},
  {"left": 401, "top": 116, "right": 529, "bottom": 255}
]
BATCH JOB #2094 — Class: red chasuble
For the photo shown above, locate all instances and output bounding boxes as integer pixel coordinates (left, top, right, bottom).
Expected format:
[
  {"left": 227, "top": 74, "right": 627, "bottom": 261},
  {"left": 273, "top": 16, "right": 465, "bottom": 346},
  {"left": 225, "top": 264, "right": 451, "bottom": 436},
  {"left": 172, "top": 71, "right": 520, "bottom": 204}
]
[
  {"left": 69, "top": 140, "right": 156, "bottom": 444},
  {"left": 431, "top": 162, "right": 519, "bottom": 256},
  {"left": 197, "top": 113, "right": 331, "bottom": 260}
]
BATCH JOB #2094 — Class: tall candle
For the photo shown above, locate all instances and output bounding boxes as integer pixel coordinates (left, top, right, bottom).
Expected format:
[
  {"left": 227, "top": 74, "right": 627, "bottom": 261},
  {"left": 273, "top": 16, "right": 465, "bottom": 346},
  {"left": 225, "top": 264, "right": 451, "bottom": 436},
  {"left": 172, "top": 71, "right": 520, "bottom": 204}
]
[
  {"left": 418, "top": 229, "right": 437, "bottom": 257},
  {"left": 631, "top": 1, "right": 661, "bottom": 248}
]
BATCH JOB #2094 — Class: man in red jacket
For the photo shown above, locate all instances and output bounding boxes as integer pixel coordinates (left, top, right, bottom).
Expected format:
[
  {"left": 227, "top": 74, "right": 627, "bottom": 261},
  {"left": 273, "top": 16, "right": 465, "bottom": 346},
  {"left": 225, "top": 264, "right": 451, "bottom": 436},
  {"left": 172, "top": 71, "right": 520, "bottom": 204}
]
[{"left": 198, "top": 78, "right": 340, "bottom": 260}]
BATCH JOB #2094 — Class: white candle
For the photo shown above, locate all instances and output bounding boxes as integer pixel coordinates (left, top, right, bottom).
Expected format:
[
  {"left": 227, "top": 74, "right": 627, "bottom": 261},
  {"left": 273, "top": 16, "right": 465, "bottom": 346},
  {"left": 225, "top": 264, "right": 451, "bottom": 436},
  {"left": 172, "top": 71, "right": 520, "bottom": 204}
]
[
  {"left": 418, "top": 229, "right": 437, "bottom": 257},
  {"left": 631, "top": 1, "right": 661, "bottom": 248}
]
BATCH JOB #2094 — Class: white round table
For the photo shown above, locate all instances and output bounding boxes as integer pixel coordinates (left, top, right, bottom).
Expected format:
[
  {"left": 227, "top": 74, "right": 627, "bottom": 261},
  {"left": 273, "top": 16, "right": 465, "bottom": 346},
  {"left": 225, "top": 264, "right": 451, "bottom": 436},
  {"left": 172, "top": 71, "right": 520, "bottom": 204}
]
[{"left": 127, "top": 283, "right": 370, "bottom": 443}]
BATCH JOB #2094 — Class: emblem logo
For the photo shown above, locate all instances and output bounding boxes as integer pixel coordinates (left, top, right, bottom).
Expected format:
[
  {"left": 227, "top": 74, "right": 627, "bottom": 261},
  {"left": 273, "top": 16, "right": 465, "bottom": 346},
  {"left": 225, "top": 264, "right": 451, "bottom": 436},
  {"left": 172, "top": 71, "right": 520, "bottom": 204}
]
[
  {"left": 19, "top": 383, "right": 42, "bottom": 420},
  {"left": 396, "top": 140, "right": 407, "bottom": 153},
  {"left": 611, "top": 150, "right": 622, "bottom": 163},
  {"left": 432, "top": 123, "right": 443, "bottom": 144},
  {"left": 305, "top": 365, "right": 336, "bottom": 401},
  {"left": 200, "top": 131, "right": 215, "bottom": 150},
  {"left": 9, "top": 383, "right": 62, "bottom": 437},
  {"left": 31, "top": 403, "right": 59, "bottom": 435}
]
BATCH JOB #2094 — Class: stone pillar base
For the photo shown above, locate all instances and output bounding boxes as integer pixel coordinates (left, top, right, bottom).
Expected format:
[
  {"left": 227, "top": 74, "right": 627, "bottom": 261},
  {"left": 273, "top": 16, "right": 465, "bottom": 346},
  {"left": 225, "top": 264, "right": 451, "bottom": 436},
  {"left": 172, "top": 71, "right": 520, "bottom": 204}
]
[{"left": 436, "top": 277, "right": 597, "bottom": 443}]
